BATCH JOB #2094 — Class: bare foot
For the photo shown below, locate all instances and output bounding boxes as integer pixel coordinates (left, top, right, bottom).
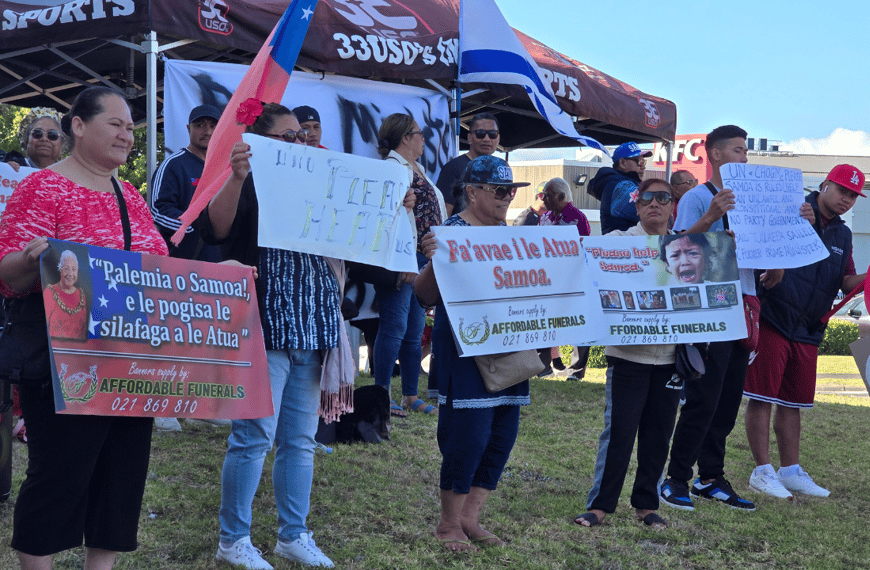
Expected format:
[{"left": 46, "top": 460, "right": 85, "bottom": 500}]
[
  {"left": 435, "top": 526, "right": 478, "bottom": 553},
  {"left": 574, "top": 509, "right": 605, "bottom": 527},
  {"left": 636, "top": 509, "right": 667, "bottom": 530}
]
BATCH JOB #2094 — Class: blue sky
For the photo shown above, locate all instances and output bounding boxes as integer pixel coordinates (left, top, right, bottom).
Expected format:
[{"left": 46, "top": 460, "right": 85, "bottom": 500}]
[{"left": 496, "top": 0, "right": 869, "bottom": 152}]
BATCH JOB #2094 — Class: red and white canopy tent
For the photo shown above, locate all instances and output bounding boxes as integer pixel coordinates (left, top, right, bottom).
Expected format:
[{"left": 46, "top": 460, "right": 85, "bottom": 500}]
[{"left": 0, "top": 0, "right": 677, "bottom": 180}]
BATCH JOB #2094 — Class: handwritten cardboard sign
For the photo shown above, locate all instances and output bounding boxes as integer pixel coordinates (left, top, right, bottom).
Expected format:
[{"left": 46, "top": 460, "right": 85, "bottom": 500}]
[
  {"left": 432, "top": 226, "right": 597, "bottom": 356},
  {"left": 721, "top": 163, "right": 828, "bottom": 269},
  {"left": 40, "top": 239, "right": 272, "bottom": 418},
  {"left": 583, "top": 232, "right": 747, "bottom": 345},
  {"left": 245, "top": 134, "right": 418, "bottom": 272},
  {"left": 0, "top": 162, "right": 38, "bottom": 215}
]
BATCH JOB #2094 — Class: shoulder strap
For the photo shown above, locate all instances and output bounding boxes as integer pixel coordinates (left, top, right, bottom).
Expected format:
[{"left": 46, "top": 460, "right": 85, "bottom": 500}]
[
  {"left": 111, "top": 177, "right": 132, "bottom": 251},
  {"left": 704, "top": 181, "right": 729, "bottom": 231}
]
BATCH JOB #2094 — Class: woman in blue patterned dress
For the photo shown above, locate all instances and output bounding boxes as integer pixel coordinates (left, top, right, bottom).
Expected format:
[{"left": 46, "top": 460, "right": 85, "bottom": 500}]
[{"left": 415, "top": 155, "right": 532, "bottom": 553}]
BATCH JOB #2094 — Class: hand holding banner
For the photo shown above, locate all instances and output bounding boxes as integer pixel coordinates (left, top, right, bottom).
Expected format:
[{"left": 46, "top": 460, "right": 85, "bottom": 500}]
[
  {"left": 40, "top": 239, "right": 272, "bottom": 419},
  {"left": 245, "top": 133, "right": 418, "bottom": 272},
  {"left": 721, "top": 163, "right": 827, "bottom": 269}
]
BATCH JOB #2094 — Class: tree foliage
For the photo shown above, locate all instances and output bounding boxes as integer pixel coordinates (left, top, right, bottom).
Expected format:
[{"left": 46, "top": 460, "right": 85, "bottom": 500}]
[{"left": 1, "top": 102, "right": 164, "bottom": 197}]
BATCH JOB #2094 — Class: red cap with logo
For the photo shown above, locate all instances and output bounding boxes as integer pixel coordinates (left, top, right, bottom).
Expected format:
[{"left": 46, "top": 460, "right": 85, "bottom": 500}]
[{"left": 825, "top": 164, "right": 866, "bottom": 197}]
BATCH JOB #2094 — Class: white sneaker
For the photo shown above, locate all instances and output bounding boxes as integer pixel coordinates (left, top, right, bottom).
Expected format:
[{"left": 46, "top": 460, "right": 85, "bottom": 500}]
[
  {"left": 778, "top": 466, "right": 830, "bottom": 497},
  {"left": 275, "top": 532, "right": 335, "bottom": 568},
  {"left": 749, "top": 465, "right": 793, "bottom": 499},
  {"left": 215, "top": 536, "right": 274, "bottom": 570},
  {"left": 154, "top": 417, "right": 182, "bottom": 432}
]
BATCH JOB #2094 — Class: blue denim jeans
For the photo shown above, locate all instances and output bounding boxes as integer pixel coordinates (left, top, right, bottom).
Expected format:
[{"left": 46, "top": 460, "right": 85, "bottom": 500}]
[
  {"left": 373, "top": 280, "right": 424, "bottom": 397},
  {"left": 219, "top": 349, "right": 321, "bottom": 544}
]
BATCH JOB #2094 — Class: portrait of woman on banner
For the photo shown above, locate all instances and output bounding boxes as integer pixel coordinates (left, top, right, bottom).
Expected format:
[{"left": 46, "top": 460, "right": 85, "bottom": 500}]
[{"left": 42, "top": 249, "right": 89, "bottom": 340}]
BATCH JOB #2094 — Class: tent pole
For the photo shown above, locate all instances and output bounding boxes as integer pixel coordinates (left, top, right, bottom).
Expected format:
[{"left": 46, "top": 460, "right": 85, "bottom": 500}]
[
  {"left": 452, "top": 84, "right": 461, "bottom": 157},
  {"left": 144, "top": 31, "right": 158, "bottom": 201},
  {"left": 664, "top": 140, "right": 673, "bottom": 182}
]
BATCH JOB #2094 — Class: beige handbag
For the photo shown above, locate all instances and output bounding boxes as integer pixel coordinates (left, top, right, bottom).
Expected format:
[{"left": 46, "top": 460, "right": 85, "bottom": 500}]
[{"left": 474, "top": 350, "right": 546, "bottom": 393}]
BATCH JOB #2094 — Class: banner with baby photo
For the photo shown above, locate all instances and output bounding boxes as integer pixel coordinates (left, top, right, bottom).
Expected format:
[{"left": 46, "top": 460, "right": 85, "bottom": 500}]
[
  {"left": 39, "top": 239, "right": 272, "bottom": 419},
  {"left": 582, "top": 231, "right": 747, "bottom": 345}
]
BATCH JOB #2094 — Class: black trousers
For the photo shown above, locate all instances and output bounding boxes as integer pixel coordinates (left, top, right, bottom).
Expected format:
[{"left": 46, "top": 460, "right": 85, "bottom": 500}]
[
  {"left": 586, "top": 357, "right": 681, "bottom": 513},
  {"left": 667, "top": 340, "right": 749, "bottom": 483}
]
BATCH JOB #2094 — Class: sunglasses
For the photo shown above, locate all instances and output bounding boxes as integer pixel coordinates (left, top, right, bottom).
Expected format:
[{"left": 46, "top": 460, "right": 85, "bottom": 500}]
[
  {"left": 265, "top": 129, "right": 307, "bottom": 143},
  {"left": 30, "top": 128, "right": 61, "bottom": 141},
  {"left": 636, "top": 190, "right": 673, "bottom": 206},
  {"left": 471, "top": 129, "right": 499, "bottom": 140},
  {"left": 405, "top": 130, "right": 423, "bottom": 137},
  {"left": 474, "top": 184, "right": 516, "bottom": 200}
]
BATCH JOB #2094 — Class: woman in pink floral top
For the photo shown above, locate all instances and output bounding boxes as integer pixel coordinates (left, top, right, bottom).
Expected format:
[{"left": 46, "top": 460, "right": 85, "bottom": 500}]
[{"left": 0, "top": 87, "right": 167, "bottom": 569}]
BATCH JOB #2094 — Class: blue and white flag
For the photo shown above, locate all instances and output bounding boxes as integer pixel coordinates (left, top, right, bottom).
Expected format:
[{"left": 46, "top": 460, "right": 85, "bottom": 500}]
[{"left": 458, "top": 0, "right": 608, "bottom": 155}]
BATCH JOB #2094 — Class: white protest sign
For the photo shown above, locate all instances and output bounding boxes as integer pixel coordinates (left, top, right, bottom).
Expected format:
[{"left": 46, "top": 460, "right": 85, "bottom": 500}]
[
  {"left": 0, "top": 162, "right": 39, "bottom": 215},
  {"left": 721, "top": 163, "right": 828, "bottom": 269},
  {"left": 432, "top": 225, "right": 599, "bottom": 357},
  {"left": 584, "top": 232, "right": 747, "bottom": 345},
  {"left": 245, "top": 134, "right": 417, "bottom": 272}
]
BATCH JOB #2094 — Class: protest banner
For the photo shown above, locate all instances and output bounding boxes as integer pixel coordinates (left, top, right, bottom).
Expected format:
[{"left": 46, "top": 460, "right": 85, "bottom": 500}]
[
  {"left": 163, "top": 60, "right": 453, "bottom": 179},
  {"left": 721, "top": 163, "right": 827, "bottom": 269},
  {"left": 431, "top": 225, "right": 597, "bottom": 357},
  {"left": 245, "top": 133, "right": 418, "bottom": 272},
  {"left": 40, "top": 239, "right": 272, "bottom": 419},
  {"left": 583, "top": 232, "right": 747, "bottom": 345},
  {"left": 0, "top": 162, "right": 38, "bottom": 215}
]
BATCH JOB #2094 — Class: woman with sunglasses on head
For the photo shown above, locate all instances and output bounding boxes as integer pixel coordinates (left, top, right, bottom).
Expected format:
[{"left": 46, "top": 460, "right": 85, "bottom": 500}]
[
  {"left": 3, "top": 116, "right": 66, "bottom": 172},
  {"left": 200, "top": 102, "right": 348, "bottom": 569},
  {"left": 415, "top": 155, "right": 531, "bottom": 553},
  {"left": 374, "top": 113, "right": 446, "bottom": 417},
  {"left": 576, "top": 178, "right": 682, "bottom": 531},
  {"left": 0, "top": 86, "right": 168, "bottom": 569}
]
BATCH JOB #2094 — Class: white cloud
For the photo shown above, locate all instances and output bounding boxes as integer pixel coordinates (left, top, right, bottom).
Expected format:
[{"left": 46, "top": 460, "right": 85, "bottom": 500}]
[{"left": 781, "top": 128, "right": 870, "bottom": 156}]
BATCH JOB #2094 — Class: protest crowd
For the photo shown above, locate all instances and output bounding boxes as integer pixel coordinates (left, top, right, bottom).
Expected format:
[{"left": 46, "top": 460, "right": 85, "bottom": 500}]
[{"left": 0, "top": 19, "right": 866, "bottom": 570}]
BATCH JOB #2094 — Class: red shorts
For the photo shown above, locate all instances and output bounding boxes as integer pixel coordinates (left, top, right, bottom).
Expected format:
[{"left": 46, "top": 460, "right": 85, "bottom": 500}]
[{"left": 743, "top": 319, "right": 818, "bottom": 408}]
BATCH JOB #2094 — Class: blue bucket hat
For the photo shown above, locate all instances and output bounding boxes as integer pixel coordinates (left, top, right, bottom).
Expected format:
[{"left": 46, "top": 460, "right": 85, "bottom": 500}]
[{"left": 461, "top": 155, "right": 530, "bottom": 187}]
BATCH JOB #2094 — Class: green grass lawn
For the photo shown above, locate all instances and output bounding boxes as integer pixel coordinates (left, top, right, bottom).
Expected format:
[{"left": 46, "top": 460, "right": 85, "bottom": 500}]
[{"left": 2, "top": 362, "right": 868, "bottom": 569}]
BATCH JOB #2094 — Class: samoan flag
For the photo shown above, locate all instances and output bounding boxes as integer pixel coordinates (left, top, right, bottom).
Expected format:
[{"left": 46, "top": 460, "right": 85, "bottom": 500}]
[
  {"left": 458, "top": 0, "right": 608, "bottom": 155},
  {"left": 85, "top": 244, "right": 149, "bottom": 340},
  {"left": 173, "top": 0, "right": 320, "bottom": 246}
]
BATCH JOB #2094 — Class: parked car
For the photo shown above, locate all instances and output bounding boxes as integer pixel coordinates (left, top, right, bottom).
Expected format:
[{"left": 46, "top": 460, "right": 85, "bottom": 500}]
[{"left": 830, "top": 293, "right": 870, "bottom": 338}]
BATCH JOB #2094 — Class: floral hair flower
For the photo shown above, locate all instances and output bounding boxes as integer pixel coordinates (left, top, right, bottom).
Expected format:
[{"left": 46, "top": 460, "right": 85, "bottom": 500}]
[
  {"left": 236, "top": 98, "right": 263, "bottom": 126},
  {"left": 628, "top": 188, "right": 640, "bottom": 203}
]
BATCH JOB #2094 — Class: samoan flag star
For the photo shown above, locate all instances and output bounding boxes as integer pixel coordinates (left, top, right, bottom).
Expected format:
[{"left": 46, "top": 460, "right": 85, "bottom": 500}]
[
  {"left": 302, "top": 6, "right": 313, "bottom": 20},
  {"left": 98, "top": 295, "right": 109, "bottom": 308}
]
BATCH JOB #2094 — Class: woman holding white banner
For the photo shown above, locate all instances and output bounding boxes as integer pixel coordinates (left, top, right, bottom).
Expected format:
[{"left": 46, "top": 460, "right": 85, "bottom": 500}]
[
  {"left": 374, "top": 113, "right": 447, "bottom": 417},
  {"left": 576, "top": 178, "right": 682, "bottom": 531},
  {"left": 415, "top": 155, "right": 531, "bottom": 553},
  {"left": 200, "top": 102, "right": 352, "bottom": 569},
  {"left": 0, "top": 87, "right": 168, "bottom": 569}
]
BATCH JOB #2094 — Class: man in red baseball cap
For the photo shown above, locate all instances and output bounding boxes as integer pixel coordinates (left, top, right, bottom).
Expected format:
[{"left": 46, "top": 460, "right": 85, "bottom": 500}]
[{"left": 743, "top": 164, "right": 866, "bottom": 500}]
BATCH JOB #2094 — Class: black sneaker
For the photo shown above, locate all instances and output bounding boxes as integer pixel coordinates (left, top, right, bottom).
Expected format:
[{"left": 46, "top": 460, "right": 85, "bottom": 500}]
[
  {"left": 691, "top": 477, "right": 756, "bottom": 511},
  {"left": 660, "top": 477, "right": 694, "bottom": 510}
]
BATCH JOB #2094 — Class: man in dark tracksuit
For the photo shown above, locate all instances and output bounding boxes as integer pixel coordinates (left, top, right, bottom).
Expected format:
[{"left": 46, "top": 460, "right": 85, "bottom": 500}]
[
  {"left": 744, "top": 164, "right": 866, "bottom": 499},
  {"left": 588, "top": 142, "right": 650, "bottom": 234}
]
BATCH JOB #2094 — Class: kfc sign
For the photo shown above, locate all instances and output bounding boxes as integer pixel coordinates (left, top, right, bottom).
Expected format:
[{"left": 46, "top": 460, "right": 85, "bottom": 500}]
[{"left": 651, "top": 134, "right": 709, "bottom": 183}]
